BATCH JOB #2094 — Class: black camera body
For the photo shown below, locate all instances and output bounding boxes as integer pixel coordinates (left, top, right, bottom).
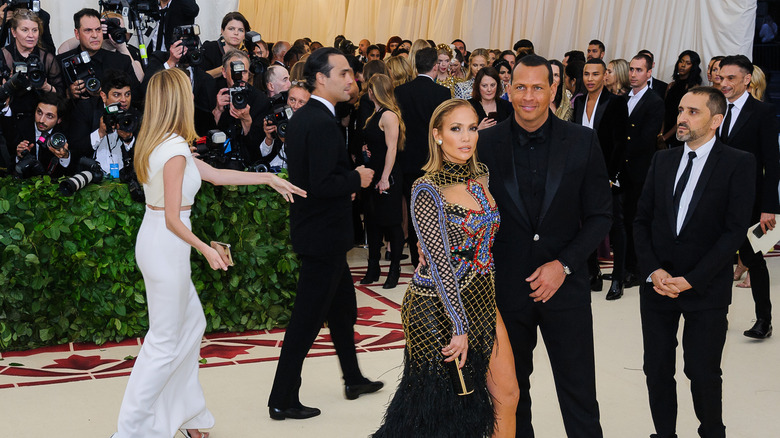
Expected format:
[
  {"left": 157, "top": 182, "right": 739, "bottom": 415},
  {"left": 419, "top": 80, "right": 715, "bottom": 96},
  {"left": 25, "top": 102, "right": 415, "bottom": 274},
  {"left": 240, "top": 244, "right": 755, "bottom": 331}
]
[
  {"left": 11, "top": 53, "right": 44, "bottom": 88},
  {"left": 192, "top": 130, "right": 243, "bottom": 170},
  {"left": 103, "top": 17, "right": 128, "bottom": 44},
  {"left": 100, "top": 0, "right": 159, "bottom": 19},
  {"left": 59, "top": 158, "right": 103, "bottom": 196},
  {"left": 61, "top": 51, "right": 101, "bottom": 93},
  {"left": 14, "top": 148, "right": 45, "bottom": 178},
  {"left": 172, "top": 24, "right": 203, "bottom": 66},
  {"left": 265, "top": 105, "right": 294, "bottom": 138},
  {"left": 4, "top": 0, "right": 39, "bottom": 12},
  {"left": 229, "top": 61, "right": 249, "bottom": 110},
  {"left": 0, "top": 70, "right": 31, "bottom": 102},
  {"left": 103, "top": 103, "right": 141, "bottom": 134},
  {"left": 35, "top": 130, "right": 67, "bottom": 151}
]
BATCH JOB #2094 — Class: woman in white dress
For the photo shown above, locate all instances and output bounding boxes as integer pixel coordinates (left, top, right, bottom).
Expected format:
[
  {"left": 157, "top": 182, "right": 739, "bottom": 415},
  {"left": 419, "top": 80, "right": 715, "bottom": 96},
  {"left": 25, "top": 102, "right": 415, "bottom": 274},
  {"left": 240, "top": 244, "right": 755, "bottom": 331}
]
[{"left": 112, "top": 68, "right": 306, "bottom": 438}]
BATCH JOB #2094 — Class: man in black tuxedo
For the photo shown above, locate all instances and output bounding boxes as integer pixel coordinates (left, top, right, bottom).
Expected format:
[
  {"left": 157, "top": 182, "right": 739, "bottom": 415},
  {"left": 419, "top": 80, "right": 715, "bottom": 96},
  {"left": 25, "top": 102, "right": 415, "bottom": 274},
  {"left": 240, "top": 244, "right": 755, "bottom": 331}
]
[
  {"left": 478, "top": 55, "right": 611, "bottom": 438},
  {"left": 638, "top": 50, "right": 669, "bottom": 100},
  {"left": 623, "top": 53, "right": 665, "bottom": 287},
  {"left": 573, "top": 58, "right": 629, "bottom": 299},
  {"left": 150, "top": 0, "right": 199, "bottom": 53},
  {"left": 8, "top": 93, "right": 73, "bottom": 179},
  {"left": 634, "top": 87, "right": 755, "bottom": 438},
  {"left": 395, "top": 47, "right": 451, "bottom": 266},
  {"left": 717, "top": 55, "right": 780, "bottom": 339},
  {"left": 267, "top": 47, "right": 381, "bottom": 421}
]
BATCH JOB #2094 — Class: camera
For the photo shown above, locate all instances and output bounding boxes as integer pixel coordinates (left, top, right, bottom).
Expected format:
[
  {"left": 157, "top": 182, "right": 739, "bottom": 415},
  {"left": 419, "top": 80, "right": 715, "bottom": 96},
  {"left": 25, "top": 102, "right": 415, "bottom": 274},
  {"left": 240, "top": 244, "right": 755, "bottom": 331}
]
[
  {"left": 34, "top": 131, "right": 67, "bottom": 151},
  {"left": 119, "top": 154, "right": 145, "bottom": 203},
  {"left": 103, "top": 103, "right": 141, "bottom": 134},
  {"left": 264, "top": 105, "right": 293, "bottom": 138},
  {"left": 193, "top": 129, "right": 227, "bottom": 157},
  {"left": 3, "top": 0, "right": 39, "bottom": 12},
  {"left": 191, "top": 130, "right": 242, "bottom": 170},
  {"left": 99, "top": 0, "right": 159, "bottom": 19},
  {"left": 61, "top": 51, "right": 101, "bottom": 93},
  {"left": 0, "top": 71, "right": 31, "bottom": 102},
  {"left": 103, "top": 17, "right": 128, "bottom": 44},
  {"left": 172, "top": 24, "right": 203, "bottom": 66},
  {"left": 10, "top": 54, "right": 44, "bottom": 89},
  {"left": 14, "top": 149, "right": 45, "bottom": 178},
  {"left": 59, "top": 158, "right": 103, "bottom": 196},
  {"left": 229, "top": 61, "right": 249, "bottom": 109}
]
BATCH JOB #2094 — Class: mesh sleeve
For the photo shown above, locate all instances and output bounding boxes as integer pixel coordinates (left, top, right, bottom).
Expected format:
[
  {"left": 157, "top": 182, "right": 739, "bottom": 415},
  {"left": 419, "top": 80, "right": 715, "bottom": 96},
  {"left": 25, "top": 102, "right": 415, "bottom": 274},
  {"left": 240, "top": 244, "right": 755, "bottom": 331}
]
[{"left": 411, "top": 181, "right": 469, "bottom": 335}]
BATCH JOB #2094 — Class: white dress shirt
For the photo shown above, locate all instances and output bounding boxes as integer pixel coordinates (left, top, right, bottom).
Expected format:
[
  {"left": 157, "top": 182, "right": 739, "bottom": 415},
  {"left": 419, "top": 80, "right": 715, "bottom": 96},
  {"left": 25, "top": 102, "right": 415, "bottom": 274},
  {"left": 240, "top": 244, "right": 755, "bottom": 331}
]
[
  {"left": 719, "top": 90, "right": 749, "bottom": 138},
  {"left": 90, "top": 129, "right": 136, "bottom": 175},
  {"left": 674, "top": 135, "right": 716, "bottom": 234},
  {"left": 310, "top": 94, "right": 336, "bottom": 116},
  {"left": 581, "top": 90, "right": 601, "bottom": 129},
  {"left": 627, "top": 85, "right": 648, "bottom": 116}
]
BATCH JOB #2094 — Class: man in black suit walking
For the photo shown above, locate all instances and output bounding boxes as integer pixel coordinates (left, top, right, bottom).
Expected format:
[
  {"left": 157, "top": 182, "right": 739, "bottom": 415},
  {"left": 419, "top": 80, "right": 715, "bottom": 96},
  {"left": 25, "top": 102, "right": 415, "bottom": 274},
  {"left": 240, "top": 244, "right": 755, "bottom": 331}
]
[
  {"left": 478, "top": 55, "right": 612, "bottom": 438},
  {"left": 267, "top": 48, "right": 382, "bottom": 420},
  {"left": 634, "top": 87, "right": 755, "bottom": 438},
  {"left": 395, "top": 47, "right": 451, "bottom": 266},
  {"left": 717, "top": 55, "right": 780, "bottom": 339},
  {"left": 573, "top": 58, "right": 629, "bottom": 299},
  {"left": 623, "top": 53, "right": 665, "bottom": 287}
]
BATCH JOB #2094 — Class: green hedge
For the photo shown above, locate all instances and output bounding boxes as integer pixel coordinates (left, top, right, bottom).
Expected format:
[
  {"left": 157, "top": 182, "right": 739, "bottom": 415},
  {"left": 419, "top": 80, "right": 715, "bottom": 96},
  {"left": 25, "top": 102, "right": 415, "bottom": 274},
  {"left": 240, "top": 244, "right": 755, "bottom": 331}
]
[{"left": 0, "top": 176, "right": 298, "bottom": 351}]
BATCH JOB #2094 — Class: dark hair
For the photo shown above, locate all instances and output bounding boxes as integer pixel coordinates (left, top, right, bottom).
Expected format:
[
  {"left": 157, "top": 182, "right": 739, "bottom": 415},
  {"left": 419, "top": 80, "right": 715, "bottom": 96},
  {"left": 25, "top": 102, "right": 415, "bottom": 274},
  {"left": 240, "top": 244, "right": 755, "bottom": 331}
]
[
  {"left": 687, "top": 86, "right": 727, "bottom": 116},
  {"left": 719, "top": 54, "right": 754, "bottom": 76},
  {"left": 366, "top": 44, "right": 381, "bottom": 57},
  {"left": 585, "top": 58, "right": 606, "bottom": 70},
  {"left": 376, "top": 44, "right": 387, "bottom": 59},
  {"left": 346, "top": 54, "right": 363, "bottom": 75},
  {"left": 37, "top": 91, "right": 66, "bottom": 118},
  {"left": 402, "top": 39, "right": 413, "bottom": 46},
  {"left": 565, "top": 60, "right": 586, "bottom": 97},
  {"left": 637, "top": 49, "right": 654, "bottom": 64},
  {"left": 101, "top": 70, "right": 133, "bottom": 93},
  {"left": 500, "top": 50, "right": 516, "bottom": 63},
  {"left": 472, "top": 67, "right": 501, "bottom": 101},
  {"left": 391, "top": 47, "right": 409, "bottom": 57},
  {"left": 221, "top": 12, "right": 250, "bottom": 32},
  {"left": 672, "top": 50, "right": 703, "bottom": 88},
  {"left": 386, "top": 35, "right": 403, "bottom": 48},
  {"left": 513, "top": 39, "right": 534, "bottom": 52},
  {"left": 632, "top": 53, "right": 653, "bottom": 71},
  {"left": 426, "top": 40, "right": 436, "bottom": 48},
  {"left": 363, "top": 59, "right": 388, "bottom": 82},
  {"left": 564, "top": 50, "right": 585, "bottom": 64},
  {"left": 549, "top": 59, "right": 565, "bottom": 108},
  {"left": 73, "top": 8, "right": 100, "bottom": 29},
  {"left": 515, "top": 54, "right": 554, "bottom": 85},
  {"left": 452, "top": 39, "right": 466, "bottom": 50},
  {"left": 222, "top": 49, "right": 249, "bottom": 69},
  {"left": 309, "top": 41, "right": 323, "bottom": 51},
  {"left": 334, "top": 35, "right": 346, "bottom": 47},
  {"left": 588, "top": 39, "right": 605, "bottom": 52},
  {"left": 415, "top": 47, "right": 438, "bottom": 74},
  {"left": 493, "top": 59, "right": 511, "bottom": 72},
  {"left": 303, "top": 47, "right": 344, "bottom": 92},
  {"left": 284, "top": 46, "right": 305, "bottom": 67}
]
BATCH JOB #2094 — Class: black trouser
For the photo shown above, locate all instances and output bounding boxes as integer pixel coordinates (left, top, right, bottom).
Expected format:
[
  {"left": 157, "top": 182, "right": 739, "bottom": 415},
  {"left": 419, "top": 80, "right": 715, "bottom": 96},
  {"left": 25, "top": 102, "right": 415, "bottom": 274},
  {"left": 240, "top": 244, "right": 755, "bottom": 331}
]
[
  {"left": 403, "top": 170, "right": 425, "bottom": 267},
  {"left": 641, "top": 298, "right": 728, "bottom": 438},
  {"left": 268, "top": 254, "right": 364, "bottom": 408},
  {"left": 502, "top": 304, "right": 603, "bottom": 438},
  {"left": 624, "top": 180, "right": 644, "bottom": 275},
  {"left": 739, "top": 237, "right": 772, "bottom": 321},
  {"left": 367, "top": 221, "right": 404, "bottom": 265},
  {"left": 588, "top": 193, "right": 626, "bottom": 281}
]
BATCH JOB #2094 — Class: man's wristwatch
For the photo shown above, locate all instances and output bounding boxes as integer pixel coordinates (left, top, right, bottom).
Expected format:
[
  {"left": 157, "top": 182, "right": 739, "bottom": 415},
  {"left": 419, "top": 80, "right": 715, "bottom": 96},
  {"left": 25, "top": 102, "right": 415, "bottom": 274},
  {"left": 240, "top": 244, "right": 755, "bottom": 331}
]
[{"left": 560, "top": 261, "right": 572, "bottom": 275}]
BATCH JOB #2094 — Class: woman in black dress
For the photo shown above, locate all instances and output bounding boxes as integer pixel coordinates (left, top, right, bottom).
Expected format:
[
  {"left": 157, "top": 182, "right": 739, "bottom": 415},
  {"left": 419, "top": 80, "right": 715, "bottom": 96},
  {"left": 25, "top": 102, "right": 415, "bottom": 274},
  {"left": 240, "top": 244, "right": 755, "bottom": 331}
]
[
  {"left": 662, "top": 50, "right": 702, "bottom": 148},
  {"left": 200, "top": 12, "right": 251, "bottom": 78},
  {"left": 360, "top": 74, "right": 406, "bottom": 289},
  {"left": 467, "top": 67, "right": 513, "bottom": 131}
]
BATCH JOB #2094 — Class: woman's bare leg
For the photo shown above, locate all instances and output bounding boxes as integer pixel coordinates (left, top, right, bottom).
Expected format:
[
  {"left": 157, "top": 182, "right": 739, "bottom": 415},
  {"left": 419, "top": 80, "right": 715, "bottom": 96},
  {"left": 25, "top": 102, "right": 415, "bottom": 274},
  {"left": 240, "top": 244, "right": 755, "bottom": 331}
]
[{"left": 488, "top": 309, "right": 519, "bottom": 438}]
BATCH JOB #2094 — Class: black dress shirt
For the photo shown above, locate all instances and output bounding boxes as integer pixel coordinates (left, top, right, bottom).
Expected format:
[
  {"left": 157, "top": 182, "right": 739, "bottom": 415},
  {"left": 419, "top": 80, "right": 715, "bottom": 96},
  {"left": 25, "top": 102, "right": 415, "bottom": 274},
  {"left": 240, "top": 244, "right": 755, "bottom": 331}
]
[{"left": 512, "top": 117, "right": 552, "bottom": 227}]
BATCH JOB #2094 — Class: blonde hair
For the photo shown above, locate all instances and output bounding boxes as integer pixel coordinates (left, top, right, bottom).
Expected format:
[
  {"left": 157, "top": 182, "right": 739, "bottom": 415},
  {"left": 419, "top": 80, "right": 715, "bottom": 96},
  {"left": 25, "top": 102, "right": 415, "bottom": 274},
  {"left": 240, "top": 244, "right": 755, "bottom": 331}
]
[
  {"left": 423, "top": 99, "right": 480, "bottom": 173},
  {"left": 134, "top": 69, "right": 198, "bottom": 183},
  {"left": 365, "top": 74, "right": 406, "bottom": 151},
  {"left": 408, "top": 39, "right": 431, "bottom": 75},
  {"left": 608, "top": 59, "right": 630, "bottom": 93},
  {"left": 386, "top": 55, "right": 414, "bottom": 88},
  {"left": 750, "top": 64, "right": 766, "bottom": 102},
  {"left": 289, "top": 60, "right": 306, "bottom": 81},
  {"left": 466, "top": 48, "right": 490, "bottom": 80}
]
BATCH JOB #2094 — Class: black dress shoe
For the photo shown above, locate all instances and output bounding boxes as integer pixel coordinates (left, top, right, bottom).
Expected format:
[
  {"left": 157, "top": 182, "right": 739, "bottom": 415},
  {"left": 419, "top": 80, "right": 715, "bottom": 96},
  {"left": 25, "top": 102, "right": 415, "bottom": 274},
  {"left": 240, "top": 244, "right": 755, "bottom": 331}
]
[
  {"left": 602, "top": 273, "right": 614, "bottom": 281},
  {"left": 590, "top": 273, "right": 603, "bottom": 292},
  {"left": 605, "top": 281, "right": 624, "bottom": 300},
  {"left": 269, "top": 403, "right": 321, "bottom": 420},
  {"left": 623, "top": 272, "right": 640, "bottom": 288},
  {"left": 345, "top": 379, "right": 384, "bottom": 400},
  {"left": 360, "top": 261, "right": 380, "bottom": 284},
  {"left": 744, "top": 319, "right": 773, "bottom": 339},
  {"left": 383, "top": 266, "right": 401, "bottom": 289}
]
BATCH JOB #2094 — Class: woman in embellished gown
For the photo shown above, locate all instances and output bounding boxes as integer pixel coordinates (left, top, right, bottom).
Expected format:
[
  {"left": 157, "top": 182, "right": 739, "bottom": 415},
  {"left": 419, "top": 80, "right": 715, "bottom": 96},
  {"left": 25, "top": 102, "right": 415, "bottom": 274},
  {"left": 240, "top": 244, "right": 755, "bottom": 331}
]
[{"left": 374, "top": 99, "right": 518, "bottom": 438}]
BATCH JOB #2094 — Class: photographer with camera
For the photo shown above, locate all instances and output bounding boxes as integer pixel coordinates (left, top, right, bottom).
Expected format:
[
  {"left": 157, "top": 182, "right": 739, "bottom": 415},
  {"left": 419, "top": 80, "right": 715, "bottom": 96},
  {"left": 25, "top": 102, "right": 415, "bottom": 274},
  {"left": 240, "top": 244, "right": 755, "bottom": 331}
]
[
  {"left": 200, "top": 11, "right": 251, "bottom": 78},
  {"left": 207, "top": 49, "right": 270, "bottom": 168},
  {"left": 258, "top": 81, "right": 309, "bottom": 172},
  {"left": 0, "top": 1, "right": 54, "bottom": 53},
  {"left": 147, "top": 0, "right": 199, "bottom": 53},
  {"left": 67, "top": 70, "right": 138, "bottom": 177},
  {"left": 56, "top": 8, "right": 139, "bottom": 100},
  {"left": 7, "top": 91, "right": 72, "bottom": 178}
]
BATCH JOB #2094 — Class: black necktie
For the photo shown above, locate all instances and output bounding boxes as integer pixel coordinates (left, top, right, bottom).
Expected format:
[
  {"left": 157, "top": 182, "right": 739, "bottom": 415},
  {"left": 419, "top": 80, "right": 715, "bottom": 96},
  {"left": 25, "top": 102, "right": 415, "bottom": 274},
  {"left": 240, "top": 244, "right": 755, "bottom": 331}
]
[
  {"left": 673, "top": 151, "right": 697, "bottom": 222},
  {"left": 156, "top": 11, "right": 168, "bottom": 51},
  {"left": 720, "top": 103, "right": 734, "bottom": 141}
]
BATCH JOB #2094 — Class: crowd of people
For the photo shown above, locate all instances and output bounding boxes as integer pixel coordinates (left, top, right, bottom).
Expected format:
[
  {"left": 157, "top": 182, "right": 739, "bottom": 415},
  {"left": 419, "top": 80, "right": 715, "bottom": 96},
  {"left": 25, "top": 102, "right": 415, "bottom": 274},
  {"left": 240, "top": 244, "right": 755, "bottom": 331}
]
[{"left": 1, "top": 2, "right": 778, "bottom": 438}]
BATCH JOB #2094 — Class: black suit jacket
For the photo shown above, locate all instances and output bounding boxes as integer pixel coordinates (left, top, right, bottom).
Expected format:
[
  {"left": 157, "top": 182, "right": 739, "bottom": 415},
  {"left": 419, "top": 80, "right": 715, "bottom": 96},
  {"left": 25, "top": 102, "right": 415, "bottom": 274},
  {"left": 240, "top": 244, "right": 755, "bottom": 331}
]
[
  {"left": 468, "top": 97, "right": 514, "bottom": 124},
  {"left": 286, "top": 98, "right": 362, "bottom": 256},
  {"left": 720, "top": 93, "right": 780, "bottom": 218},
  {"left": 158, "top": 0, "right": 200, "bottom": 51},
  {"left": 478, "top": 115, "right": 612, "bottom": 312},
  {"left": 8, "top": 122, "right": 73, "bottom": 177},
  {"left": 394, "top": 75, "right": 450, "bottom": 173},
  {"left": 649, "top": 77, "right": 668, "bottom": 100},
  {"left": 56, "top": 47, "right": 140, "bottom": 96},
  {"left": 634, "top": 140, "right": 755, "bottom": 311},
  {"left": 572, "top": 89, "right": 628, "bottom": 180},
  {"left": 624, "top": 88, "right": 664, "bottom": 185}
]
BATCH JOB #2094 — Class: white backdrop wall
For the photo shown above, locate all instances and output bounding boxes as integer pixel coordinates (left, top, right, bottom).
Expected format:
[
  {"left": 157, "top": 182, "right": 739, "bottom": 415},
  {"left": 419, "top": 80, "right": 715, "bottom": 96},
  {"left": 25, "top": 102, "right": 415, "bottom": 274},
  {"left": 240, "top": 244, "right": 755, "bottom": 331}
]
[{"left": 49, "top": 1, "right": 754, "bottom": 82}]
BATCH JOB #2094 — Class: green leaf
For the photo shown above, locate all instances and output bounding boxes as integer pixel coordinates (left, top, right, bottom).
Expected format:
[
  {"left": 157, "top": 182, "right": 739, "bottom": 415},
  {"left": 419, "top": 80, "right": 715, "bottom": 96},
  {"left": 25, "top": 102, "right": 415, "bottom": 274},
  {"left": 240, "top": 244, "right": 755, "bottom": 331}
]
[{"left": 25, "top": 254, "right": 40, "bottom": 264}]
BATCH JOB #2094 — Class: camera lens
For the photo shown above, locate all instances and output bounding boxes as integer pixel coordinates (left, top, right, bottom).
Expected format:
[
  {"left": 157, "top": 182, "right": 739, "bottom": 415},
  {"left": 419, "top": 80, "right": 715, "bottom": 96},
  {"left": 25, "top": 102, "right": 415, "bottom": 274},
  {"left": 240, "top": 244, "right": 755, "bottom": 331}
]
[
  {"left": 48, "top": 133, "right": 67, "bottom": 150},
  {"left": 85, "top": 77, "right": 101, "bottom": 93}
]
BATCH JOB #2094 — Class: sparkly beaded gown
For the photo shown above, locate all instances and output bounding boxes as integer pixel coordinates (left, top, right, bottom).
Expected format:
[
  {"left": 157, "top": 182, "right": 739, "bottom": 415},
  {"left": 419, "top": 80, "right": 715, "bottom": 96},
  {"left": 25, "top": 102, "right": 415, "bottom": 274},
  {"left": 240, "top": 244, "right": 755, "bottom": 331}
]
[{"left": 374, "top": 161, "right": 501, "bottom": 438}]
